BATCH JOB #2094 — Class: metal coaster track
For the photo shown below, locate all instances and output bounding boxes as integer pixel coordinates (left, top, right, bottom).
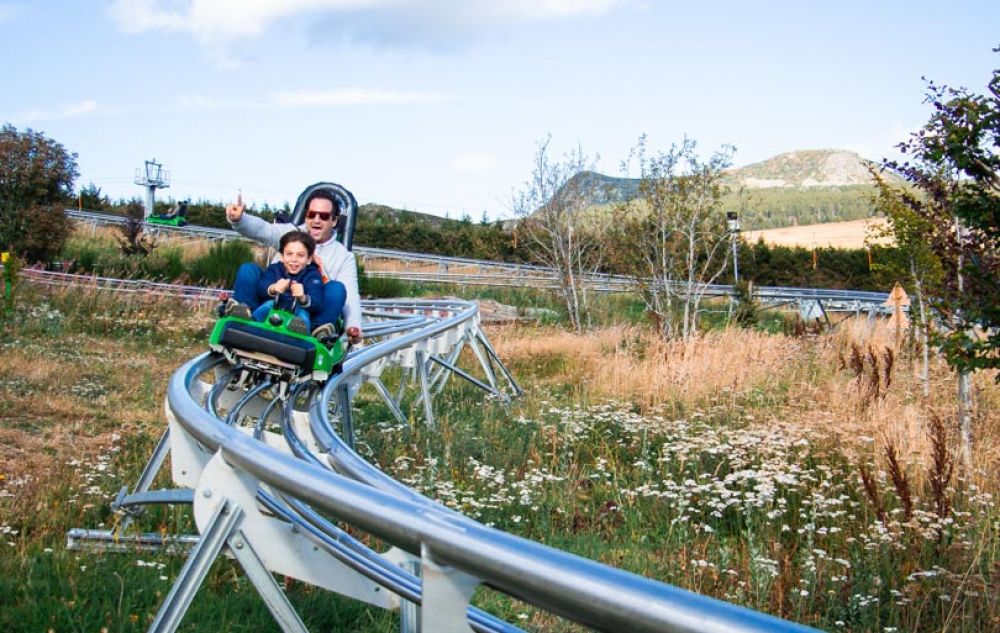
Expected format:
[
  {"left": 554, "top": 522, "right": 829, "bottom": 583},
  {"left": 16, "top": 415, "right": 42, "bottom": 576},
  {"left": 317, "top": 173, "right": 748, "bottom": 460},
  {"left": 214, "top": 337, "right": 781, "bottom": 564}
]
[
  {"left": 64, "top": 294, "right": 816, "bottom": 632},
  {"left": 66, "top": 208, "right": 897, "bottom": 315}
]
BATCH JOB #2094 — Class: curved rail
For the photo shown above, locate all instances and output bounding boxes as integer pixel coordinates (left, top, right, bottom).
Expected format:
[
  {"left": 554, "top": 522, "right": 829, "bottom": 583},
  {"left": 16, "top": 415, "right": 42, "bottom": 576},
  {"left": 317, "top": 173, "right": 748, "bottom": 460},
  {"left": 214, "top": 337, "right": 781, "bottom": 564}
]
[{"left": 145, "top": 298, "right": 817, "bottom": 632}]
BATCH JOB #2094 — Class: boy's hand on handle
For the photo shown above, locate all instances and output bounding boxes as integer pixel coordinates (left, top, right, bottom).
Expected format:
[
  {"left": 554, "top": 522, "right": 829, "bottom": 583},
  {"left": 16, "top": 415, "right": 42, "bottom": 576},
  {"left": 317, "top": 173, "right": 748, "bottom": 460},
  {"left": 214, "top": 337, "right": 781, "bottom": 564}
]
[
  {"left": 347, "top": 326, "right": 362, "bottom": 345},
  {"left": 225, "top": 192, "right": 245, "bottom": 223},
  {"left": 273, "top": 278, "right": 290, "bottom": 294},
  {"left": 290, "top": 281, "right": 304, "bottom": 299}
]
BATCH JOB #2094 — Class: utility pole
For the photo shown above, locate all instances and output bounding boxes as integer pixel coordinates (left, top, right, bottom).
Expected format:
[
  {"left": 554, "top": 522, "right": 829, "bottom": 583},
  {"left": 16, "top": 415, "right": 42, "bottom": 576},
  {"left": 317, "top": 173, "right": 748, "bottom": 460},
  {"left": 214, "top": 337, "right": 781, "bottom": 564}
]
[
  {"left": 134, "top": 159, "right": 170, "bottom": 219},
  {"left": 726, "top": 211, "right": 740, "bottom": 283}
]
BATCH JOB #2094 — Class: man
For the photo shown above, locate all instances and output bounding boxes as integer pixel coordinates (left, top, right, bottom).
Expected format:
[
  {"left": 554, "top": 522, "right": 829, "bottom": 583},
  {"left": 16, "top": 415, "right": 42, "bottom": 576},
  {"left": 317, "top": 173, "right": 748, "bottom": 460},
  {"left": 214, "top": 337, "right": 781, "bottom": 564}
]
[{"left": 225, "top": 190, "right": 363, "bottom": 344}]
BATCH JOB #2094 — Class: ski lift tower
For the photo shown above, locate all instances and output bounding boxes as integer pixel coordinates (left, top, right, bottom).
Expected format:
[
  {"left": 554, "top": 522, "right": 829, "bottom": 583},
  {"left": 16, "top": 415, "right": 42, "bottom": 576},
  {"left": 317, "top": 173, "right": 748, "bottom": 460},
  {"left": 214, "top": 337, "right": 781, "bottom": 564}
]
[{"left": 135, "top": 159, "right": 170, "bottom": 219}]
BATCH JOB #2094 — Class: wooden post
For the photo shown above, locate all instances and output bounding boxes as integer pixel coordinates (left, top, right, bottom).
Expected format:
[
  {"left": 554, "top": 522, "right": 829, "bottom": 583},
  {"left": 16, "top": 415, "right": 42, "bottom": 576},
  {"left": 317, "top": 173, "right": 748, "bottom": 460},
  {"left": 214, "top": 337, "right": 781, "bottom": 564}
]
[{"left": 884, "top": 282, "right": 910, "bottom": 349}]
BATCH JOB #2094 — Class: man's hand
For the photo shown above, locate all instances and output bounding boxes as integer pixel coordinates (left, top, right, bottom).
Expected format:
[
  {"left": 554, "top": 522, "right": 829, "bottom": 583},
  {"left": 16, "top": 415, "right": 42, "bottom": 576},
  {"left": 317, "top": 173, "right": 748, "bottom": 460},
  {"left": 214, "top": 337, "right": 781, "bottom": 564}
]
[
  {"left": 225, "top": 192, "right": 245, "bottom": 223},
  {"left": 312, "top": 254, "right": 328, "bottom": 281},
  {"left": 346, "top": 326, "right": 362, "bottom": 345},
  {"left": 272, "top": 278, "right": 290, "bottom": 295},
  {"left": 290, "top": 281, "right": 304, "bottom": 299}
]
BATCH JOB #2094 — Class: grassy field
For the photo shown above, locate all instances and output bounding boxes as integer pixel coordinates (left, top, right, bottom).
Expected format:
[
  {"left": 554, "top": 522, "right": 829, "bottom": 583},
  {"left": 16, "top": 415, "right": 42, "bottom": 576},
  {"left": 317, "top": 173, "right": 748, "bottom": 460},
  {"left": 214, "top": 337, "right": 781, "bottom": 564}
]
[
  {"left": 1, "top": 280, "right": 998, "bottom": 632},
  {"left": 745, "top": 218, "right": 891, "bottom": 250}
]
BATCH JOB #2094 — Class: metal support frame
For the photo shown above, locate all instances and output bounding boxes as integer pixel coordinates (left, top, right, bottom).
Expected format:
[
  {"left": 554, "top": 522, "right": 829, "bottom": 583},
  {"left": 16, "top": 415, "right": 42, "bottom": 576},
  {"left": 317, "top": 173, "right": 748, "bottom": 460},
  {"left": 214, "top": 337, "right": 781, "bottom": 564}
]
[
  {"left": 473, "top": 328, "right": 523, "bottom": 397},
  {"left": 372, "top": 376, "right": 408, "bottom": 425},
  {"left": 150, "top": 497, "right": 308, "bottom": 633},
  {"left": 399, "top": 557, "right": 421, "bottom": 633},
  {"left": 338, "top": 383, "right": 355, "bottom": 448},
  {"left": 427, "top": 354, "right": 506, "bottom": 401},
  {"left": 150, "top": 450, "right": 400, "bottom": 631},
  {"left": 419, "top": 544, "right": 479, "bottom": 633},
  {"left": 414, "top": 348, "right": 435, "bottom": 428},
  {"left": 429, "top": 336, "right": 467, "bottom": 395},
  {"left": 110, "top": 427, "right": 172, "bottom": 534},
  {"left": 396, "top": 366, "right": 413, "bottom": 405},
  {"left": 66, "top": 528, "right": 199, "bottom": 555},
  {"left": 465, "top": 333, "right": 499, "bottom": 394}
]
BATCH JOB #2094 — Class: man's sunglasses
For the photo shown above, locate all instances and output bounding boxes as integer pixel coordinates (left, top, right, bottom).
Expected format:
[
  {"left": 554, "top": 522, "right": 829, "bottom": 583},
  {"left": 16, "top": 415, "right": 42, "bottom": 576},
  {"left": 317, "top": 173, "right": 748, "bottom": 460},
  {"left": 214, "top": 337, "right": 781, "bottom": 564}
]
[{"left": 306, "top": 210, "right": 334, "bottom": 221}]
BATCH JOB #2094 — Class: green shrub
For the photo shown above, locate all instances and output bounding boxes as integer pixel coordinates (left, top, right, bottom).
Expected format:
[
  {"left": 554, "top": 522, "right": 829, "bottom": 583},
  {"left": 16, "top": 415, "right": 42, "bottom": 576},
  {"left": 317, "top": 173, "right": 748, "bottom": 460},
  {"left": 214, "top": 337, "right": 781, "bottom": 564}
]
[
  {"left": 187, "top": 240, "right": 254, "bottom": 288},
  {"left": 357, "top": 261, "right": 406, "bottom": 298},
  {"left": 139, "top": 247, "right": 185, "bottom": 281},
  {"left": 731, "top": 280, "right": 761, "bottom": 328}
]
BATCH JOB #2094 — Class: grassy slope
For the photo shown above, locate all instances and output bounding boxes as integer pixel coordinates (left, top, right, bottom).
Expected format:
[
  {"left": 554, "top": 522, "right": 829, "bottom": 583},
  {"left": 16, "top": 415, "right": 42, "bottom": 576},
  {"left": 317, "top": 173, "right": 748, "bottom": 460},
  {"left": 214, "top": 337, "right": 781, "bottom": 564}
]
[{"left": 1, "top": 281, "right": 998, "bottom": 632}]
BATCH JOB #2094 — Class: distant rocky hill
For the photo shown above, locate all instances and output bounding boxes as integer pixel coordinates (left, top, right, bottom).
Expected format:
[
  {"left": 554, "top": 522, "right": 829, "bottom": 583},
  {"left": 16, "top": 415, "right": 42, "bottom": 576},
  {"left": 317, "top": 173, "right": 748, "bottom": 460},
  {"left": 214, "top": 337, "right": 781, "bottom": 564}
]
[
  {"left": 359, "top": 203, "right": 456, "bottom": 228},
  {"left": 555, "top": 149, "right": 899, "bottom": 230},
  {"left": 731, "top": 149, "right": 889, "bottom": 188}
]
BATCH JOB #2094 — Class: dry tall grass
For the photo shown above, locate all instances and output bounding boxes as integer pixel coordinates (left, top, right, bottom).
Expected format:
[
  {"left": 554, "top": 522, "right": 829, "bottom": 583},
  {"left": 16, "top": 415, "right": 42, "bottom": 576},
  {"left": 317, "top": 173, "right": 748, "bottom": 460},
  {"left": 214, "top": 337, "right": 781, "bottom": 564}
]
[
  {"left": 67, "top": 226, "right": 267, "bottom": 262},
  {"left": 492, "top": 325, "right": 805, "bottom": 406},
  {"left": 490, "top": 319, "right": 1000, "bottom": 490}
]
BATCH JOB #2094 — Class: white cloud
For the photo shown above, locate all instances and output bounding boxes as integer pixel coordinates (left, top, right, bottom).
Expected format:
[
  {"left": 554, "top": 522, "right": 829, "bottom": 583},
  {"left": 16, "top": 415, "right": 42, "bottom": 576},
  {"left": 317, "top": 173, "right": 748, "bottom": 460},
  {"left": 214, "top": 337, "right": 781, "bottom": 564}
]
[
  {"left": 107, "top": 0, "right": 188, "bottom": 33},
  {"left": 11, "top": 100, "right": 100, "bottom": 125},
  {"left": 451, "top": 152, "right": 496, "bottom": 174},
  {"left": 272, "top": 88, "right": 447, "bottom": 107},
  {"left": 110, "top": 0, "right": 382, "bottom": 39},
  {"left": 488, "top": 0, "right": 623, "bottom": 19},
  {"left": 107, "top": 0, "right": 627, "bottom": 45}
]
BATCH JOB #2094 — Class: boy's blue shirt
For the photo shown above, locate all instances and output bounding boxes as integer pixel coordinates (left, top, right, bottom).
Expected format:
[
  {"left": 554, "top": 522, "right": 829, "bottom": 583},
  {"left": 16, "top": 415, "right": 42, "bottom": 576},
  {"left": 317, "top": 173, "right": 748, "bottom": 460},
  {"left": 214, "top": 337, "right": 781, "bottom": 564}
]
[{"left": 257, "top": 261, "right": 325, "bottom": 316}]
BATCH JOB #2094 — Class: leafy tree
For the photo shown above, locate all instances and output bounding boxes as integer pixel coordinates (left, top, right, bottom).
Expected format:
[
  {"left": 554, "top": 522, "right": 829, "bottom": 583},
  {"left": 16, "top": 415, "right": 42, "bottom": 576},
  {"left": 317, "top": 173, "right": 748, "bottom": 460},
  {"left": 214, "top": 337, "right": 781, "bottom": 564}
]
[
  {"left": 880, "top": 52, "right": 1000, "bottom": 468},
  {"left": 512, "top": 138, "right": 604, "bottom": 332},
  {"left": 79, "top": 182, "right": 112, "bottom": 212},
  {"left": 867, "top": 166, "right": 943, "bottom": 395},
  {"left": 0, "top": 124, "right": 78, "bottom": 262},
  {"left": 610, "top": 136, "right": 736, "bottom": 341},
  {"left": 881, "top": 57, "right": 999, "bottom": 377},
  {"left": 731, "top": 279, "right": 761, "bottom": 328},
  {"left": 114, "top": 200, "right": 157, "bottom": 257}
]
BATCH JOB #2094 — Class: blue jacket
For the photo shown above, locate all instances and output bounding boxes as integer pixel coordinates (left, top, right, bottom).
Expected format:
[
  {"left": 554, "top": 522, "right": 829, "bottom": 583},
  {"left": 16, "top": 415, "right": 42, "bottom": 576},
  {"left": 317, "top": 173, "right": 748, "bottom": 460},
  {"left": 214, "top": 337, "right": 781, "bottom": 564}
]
[{"left": 257, "top": 261, "right": 325, "bottom": 317}]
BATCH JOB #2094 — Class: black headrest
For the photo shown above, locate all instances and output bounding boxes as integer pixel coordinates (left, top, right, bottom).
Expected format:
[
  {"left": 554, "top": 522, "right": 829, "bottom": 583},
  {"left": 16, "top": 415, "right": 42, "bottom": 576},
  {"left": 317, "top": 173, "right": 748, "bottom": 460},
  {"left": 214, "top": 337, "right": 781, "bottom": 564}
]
[{"left": 291, "top": 182, "right": 359, "bottom": 251}]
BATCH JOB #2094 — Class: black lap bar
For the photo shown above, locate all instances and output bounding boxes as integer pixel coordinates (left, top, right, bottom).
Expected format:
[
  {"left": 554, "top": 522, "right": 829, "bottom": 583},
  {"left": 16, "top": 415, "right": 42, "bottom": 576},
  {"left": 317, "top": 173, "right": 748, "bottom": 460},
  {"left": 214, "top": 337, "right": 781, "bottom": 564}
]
[{"left": 219, "top": 322, "right": 316, "bottom": 368}]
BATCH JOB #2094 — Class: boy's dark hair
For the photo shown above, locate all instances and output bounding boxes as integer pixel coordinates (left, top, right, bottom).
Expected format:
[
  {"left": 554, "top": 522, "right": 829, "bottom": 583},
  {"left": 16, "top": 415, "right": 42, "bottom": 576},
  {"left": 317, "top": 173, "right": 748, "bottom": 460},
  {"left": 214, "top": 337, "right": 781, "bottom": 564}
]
[
  {"left": 305, "top": 189, "right": 341, "bottom": 215},
  {"left": 280, "top": 230, "right": 316, "bottom": 257}
]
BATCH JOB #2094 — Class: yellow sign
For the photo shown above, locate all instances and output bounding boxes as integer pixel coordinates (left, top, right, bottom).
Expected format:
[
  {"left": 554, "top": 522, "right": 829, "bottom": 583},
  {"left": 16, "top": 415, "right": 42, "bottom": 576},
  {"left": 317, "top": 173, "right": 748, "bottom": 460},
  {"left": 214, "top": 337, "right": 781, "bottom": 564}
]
[
  {"left": 884, "top": 282, "right": 910, "bottom": 345},
  {"left": 0, "top": 252, "right": 8, "bottom": 264},
  {"left": 886, "top": 282, "right": 910, "bottom": 307}
]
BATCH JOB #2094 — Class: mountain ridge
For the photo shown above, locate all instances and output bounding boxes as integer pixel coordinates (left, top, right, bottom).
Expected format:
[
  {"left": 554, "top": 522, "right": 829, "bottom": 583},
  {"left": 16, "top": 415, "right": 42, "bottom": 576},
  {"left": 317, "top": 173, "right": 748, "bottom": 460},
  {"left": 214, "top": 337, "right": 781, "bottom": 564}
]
[
  {"left": 731, "top": 149, "right": 887, "bottom": 188},
  {"left": 555, "top": 149, "right": 897, "bottom": 230}
]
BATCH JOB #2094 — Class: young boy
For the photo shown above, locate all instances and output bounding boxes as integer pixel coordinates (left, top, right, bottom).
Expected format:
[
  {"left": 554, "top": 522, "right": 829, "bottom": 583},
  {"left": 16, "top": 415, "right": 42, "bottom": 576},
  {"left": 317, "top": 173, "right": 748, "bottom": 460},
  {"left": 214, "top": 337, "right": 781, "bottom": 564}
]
[{"left": 241, "top": 231, "right": 325, "bottom": 335}]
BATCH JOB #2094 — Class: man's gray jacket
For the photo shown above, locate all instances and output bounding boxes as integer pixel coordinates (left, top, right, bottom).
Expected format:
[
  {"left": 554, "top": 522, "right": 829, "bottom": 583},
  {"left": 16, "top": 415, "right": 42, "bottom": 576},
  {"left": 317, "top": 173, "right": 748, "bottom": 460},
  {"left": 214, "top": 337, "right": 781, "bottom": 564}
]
[{"left": 230, "top": 213, "right": 362, "bottom": 332}]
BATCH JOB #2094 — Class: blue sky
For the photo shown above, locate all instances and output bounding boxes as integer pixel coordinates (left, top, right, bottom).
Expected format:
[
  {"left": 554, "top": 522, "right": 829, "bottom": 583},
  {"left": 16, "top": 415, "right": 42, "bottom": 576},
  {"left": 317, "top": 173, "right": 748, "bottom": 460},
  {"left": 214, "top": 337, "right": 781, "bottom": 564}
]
[{"left": 2, "top": 1, "right": 997, "bottom": 220}]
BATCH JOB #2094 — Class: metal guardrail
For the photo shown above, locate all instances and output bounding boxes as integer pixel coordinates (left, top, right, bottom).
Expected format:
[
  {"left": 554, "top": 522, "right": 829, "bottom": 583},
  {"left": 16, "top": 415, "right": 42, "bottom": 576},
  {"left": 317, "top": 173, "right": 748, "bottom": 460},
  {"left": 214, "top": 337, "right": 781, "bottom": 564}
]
[
  {"left": 67, "top": 208, "right": 897, "bottom": 314},
  {"left": 18, "top": 267, "right": 221, "bottom": 302}
]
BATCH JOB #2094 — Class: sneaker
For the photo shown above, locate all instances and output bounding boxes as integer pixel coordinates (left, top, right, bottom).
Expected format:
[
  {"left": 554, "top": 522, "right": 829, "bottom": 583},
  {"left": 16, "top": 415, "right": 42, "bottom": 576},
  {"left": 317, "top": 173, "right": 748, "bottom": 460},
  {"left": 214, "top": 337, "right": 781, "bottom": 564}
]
[
  {"left": 286, "top": 316, "right": 309, "bottom": 335},
  {"left": 216, "top": 297, "right": 232, "bottom": 318},
  {"left": 224, "top": 299, "right": 252, "bottom": 320},
  {"left": 311, "top": 322, "right": 336, "bottom": 341}
]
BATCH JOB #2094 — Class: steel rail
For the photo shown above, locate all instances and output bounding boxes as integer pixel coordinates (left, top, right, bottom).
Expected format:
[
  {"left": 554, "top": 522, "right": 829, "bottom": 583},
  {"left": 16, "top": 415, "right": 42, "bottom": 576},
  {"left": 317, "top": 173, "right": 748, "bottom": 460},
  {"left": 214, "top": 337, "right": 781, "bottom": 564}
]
[
  {"left": 220, "top": 370, "right": 519, "bottom": 633},
  {"left": 64, "top": 208, "right": 896, "bottom": 309},
  {"left": 170, "top": 353, "right": 816, "bottom": 633}
]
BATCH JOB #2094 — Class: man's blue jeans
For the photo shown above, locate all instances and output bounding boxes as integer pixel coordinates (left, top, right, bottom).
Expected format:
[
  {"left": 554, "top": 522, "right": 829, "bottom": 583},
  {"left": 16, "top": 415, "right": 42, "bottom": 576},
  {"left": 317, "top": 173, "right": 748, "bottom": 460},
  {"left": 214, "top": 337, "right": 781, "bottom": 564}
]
[{"left": 232, "top": 262, "right": 346, "bottom": 329}]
